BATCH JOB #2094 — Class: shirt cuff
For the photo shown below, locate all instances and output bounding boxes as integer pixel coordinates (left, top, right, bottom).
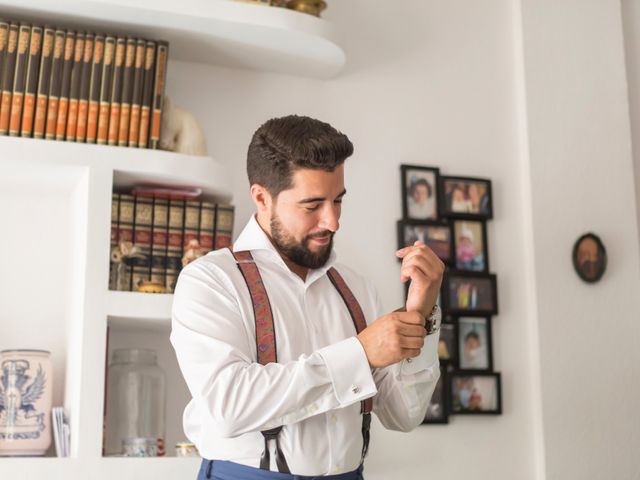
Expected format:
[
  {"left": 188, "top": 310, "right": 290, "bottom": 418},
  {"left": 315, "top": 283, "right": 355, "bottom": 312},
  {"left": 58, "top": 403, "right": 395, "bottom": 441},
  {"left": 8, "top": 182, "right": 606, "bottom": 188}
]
[
  {"left": 318, "top": 336, "right": 377, "bottom": 407},
  {"left": 400, "top": 328, "right": 440, "bottom": 376}
]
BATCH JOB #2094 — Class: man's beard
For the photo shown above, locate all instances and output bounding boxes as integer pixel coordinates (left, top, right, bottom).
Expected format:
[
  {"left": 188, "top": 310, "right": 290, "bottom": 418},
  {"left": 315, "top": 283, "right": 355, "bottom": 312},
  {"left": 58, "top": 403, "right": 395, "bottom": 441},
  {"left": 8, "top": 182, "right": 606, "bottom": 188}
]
[{"left": 270, "top": 213, "right": 334, "bottom": 269}]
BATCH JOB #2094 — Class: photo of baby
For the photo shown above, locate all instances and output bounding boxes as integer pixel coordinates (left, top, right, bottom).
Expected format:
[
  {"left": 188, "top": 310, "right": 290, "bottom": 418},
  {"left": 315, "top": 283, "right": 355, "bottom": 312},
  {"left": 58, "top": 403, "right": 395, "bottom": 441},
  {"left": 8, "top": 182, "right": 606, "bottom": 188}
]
[
  {"left": 454, "top": 220, "right": 487, "bottom": 272},
  {"left": 457, "top": 317, "right": 492, "bottom": 370}
]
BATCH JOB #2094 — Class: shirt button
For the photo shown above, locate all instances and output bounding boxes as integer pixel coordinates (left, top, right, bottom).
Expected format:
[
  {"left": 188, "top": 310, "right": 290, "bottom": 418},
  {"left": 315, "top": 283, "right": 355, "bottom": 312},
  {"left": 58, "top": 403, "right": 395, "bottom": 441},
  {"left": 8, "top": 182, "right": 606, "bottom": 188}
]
[
  {"left": 351, "top": 385, "right": 360, "bottom": 394},
  {"left": 407, "top": 358, "right": 413, "bottom": 363}
]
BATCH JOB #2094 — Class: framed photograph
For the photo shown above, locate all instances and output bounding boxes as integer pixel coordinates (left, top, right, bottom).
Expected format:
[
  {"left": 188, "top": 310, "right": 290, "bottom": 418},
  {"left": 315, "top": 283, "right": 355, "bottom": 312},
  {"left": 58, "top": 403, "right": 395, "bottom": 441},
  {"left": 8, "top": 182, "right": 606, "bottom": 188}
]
[
  {"left": 401, "top": 165, "right": 440, "bottom": 221},
  {"left": 449, "top": 372, "right": 502, "bottom": 415},
  {"left": 438, "top": 320, "right": 457, "bottom": 365},
  {"left": 423, "top": 367, "right": 449, "bottom": 424},
  {"left": 442, "top": 271, "right": 498, "bottom": 316},
  {"left": 453, "top": 220, "right": 488, "bottom": 272},
  {"left": 572, "top": 232, "right": 607, "bottom": 283},
  {"left": 439, "top": 176, "right": 493, "bottom": 219},
  {"left": 397, "top": 220, "right": 453, "bottom": 264},
  {"left": 457, "top": 317, "right": 493, "bottom": 371}
]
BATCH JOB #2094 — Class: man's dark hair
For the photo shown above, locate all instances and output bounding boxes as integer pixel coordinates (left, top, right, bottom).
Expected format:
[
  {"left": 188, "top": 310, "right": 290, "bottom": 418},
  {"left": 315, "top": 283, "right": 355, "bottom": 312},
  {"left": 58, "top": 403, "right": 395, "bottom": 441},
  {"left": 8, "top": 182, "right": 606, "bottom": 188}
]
[{"left": 247, "top": 115, "right": 353, "bottom": 198}]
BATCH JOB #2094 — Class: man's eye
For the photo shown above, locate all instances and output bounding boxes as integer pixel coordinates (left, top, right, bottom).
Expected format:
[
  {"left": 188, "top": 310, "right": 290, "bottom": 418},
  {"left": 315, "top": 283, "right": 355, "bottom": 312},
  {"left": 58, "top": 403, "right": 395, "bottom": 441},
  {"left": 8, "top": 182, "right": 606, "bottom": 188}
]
[{"left": 305, "top": 205, "right": 320, "bottom": 212}]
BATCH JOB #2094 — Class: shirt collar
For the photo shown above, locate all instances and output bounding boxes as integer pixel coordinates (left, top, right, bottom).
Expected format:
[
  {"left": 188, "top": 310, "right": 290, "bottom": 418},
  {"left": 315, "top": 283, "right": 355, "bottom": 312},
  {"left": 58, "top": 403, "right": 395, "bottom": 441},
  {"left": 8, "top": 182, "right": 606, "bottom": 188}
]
[{"left": 233, "top": 214, "right": 338, "bottom": 284}]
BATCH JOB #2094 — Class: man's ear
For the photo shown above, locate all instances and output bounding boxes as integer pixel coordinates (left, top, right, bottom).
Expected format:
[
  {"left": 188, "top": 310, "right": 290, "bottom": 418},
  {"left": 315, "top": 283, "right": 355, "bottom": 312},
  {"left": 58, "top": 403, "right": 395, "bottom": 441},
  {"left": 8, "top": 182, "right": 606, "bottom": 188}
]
[{"left": 250, "top": 184, "right": 272, "bottom": 213}]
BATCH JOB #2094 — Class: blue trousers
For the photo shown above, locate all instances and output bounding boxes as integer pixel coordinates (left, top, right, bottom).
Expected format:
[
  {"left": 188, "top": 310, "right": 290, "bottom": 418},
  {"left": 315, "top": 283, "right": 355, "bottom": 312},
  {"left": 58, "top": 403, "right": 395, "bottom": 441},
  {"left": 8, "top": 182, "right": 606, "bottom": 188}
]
[{"left": 197, "top": 459, "right": 365, "bottom": 480}]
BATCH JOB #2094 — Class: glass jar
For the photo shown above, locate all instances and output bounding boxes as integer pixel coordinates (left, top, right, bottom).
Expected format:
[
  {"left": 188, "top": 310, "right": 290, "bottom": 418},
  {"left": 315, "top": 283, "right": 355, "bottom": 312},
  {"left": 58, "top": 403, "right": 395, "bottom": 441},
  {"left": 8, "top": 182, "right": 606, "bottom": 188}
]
[{"left": 104, "top": 348, "right": 166, "bottom": 456}]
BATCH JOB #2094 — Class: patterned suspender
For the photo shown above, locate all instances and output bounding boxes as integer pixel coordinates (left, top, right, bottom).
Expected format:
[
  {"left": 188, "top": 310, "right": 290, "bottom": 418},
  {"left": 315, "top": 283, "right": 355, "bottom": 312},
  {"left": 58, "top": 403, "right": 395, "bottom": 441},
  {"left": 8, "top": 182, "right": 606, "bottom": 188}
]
[{"left": 230, "top": 249, "right": 373, "bottom": 473}]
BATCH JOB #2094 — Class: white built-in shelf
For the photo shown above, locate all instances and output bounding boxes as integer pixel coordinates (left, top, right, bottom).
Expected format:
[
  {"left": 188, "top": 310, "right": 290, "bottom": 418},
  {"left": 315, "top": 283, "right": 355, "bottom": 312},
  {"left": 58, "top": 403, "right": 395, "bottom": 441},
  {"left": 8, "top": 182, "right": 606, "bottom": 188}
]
[
  {"left": 0, "top": 136, "right": 232, "bottom": 201},
  {"left": 0, "top": 0, "right": 346, "bottom": 79},
  {"left": 106, "top": 291, "right": 173, "bottom": 332}
]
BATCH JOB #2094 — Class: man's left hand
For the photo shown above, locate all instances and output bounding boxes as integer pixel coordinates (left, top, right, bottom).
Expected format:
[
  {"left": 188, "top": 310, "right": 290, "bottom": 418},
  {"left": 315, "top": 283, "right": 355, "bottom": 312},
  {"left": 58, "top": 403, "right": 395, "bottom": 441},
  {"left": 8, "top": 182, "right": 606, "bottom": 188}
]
[{"left": 395, "top": 241, "right": 445, "bottom": 318}]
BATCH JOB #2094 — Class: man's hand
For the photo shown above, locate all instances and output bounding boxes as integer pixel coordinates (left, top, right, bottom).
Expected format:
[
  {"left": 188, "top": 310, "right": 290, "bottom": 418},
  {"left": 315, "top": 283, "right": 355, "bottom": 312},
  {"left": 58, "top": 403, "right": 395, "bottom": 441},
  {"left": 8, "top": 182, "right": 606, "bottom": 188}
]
[
  {"left": 396, "top": 240, "right": 445, "bottom": 318},
  {"left": 356, "top": 311, "right": 427, "bottom": 368}
]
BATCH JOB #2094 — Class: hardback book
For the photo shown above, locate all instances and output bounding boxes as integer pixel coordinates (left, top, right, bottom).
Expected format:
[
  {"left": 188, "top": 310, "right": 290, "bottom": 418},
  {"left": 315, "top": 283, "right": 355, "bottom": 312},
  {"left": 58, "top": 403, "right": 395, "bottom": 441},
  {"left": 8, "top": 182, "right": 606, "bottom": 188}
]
[
  {"left": 20, "top": 25, "right": 43, "bottom": 137},
  {"left": 107, "top": 37, "right": 125, "bottom": 145},
  {"left": 75, "top": 32, "right": 94, "bottom": 142},
  {"left": 214, "top": 204, "right": 234, "bottom": 250},
  {"left": 0, "top": 22, "right": 19, "bottom": 135},
  {"left": 65, "top": 32, "right": 85, "bottom": 141},
  {"left": 127, "top": 38, "right": 145, "bottom": 147},
  {"left": 0, "top": 20, "right": 9, "bottom": 109},
  {"left": 44, "top": 29, "right": 66, "bottom": 140},
  {"left": 131, "top": 194, "right": 153, "bottom": 291},
  {"left": 199, "top": 201, "right": 215, "bottom": 253},
  {"left": 109, "top": 192, "right": 120, "bottom": 291},
  {"left": 165, "top": 198, "right": 185, "bottom": 293},
  {"left": 85, "top": 33, "right": 104, "bottom": 143},
  {"left": 116, "top": 193, "right": 134, "bottom": 291},
  {"left": 149, "top": 41, "right": 168, "bottom": 149},
  {"left": 138, "top": 40, "right": 155, "bottom": 148},
  {"left": 55, "top": 30, "right": 75, "bottom": 140},
  {"left": 8, "top": 23, "right": 30, "bottom": 136},
  {"left": 97, "top": 35, "right": 115, "bottom": 145},
  {"left": 33, "top": 26, "right": 54, "bottom": 139},
  {"left": 183, "top": 200, "right": 201, "bottom": 259},
  {"left": 150, "top": 196, "right": 169, "bottom": 289},
  {"left": 117, "top": 38, "right": 136, "bottom": 146}
]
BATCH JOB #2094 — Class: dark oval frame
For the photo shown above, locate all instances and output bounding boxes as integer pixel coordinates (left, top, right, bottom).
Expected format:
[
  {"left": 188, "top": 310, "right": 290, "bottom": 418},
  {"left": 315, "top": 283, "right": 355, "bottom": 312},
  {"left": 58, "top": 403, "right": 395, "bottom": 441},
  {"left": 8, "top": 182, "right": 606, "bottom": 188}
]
[{"left": 572, "top": 232, "right": 607, "bottom": 283}]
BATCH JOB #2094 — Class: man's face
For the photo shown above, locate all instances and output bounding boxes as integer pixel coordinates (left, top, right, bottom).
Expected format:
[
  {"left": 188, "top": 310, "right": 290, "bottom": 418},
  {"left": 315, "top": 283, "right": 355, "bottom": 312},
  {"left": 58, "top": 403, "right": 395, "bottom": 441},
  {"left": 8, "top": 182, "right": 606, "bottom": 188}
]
[{"left": 268, "top": 164, "right": 345, "bottom": 269}]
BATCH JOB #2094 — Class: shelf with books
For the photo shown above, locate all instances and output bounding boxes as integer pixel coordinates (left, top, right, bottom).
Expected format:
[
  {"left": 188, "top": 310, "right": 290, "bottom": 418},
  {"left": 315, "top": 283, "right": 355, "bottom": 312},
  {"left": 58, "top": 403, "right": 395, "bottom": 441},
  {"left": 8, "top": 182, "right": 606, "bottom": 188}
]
[{"left": 0, "top": 0, "right": 346, "bottom": 79}]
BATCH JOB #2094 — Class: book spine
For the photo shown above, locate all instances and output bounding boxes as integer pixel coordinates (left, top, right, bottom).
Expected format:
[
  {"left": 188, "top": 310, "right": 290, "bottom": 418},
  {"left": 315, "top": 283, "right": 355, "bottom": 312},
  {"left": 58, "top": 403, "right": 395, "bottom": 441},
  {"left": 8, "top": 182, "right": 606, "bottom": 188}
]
[
  {"left": 165, "top": 198, "right": 185, "bottom": 293},
  {"left": 75, "top": 32, "right": 94, "bottom": 142},
  {"left": 127, "top": 38, "right": 145, "bottom": 147},
  {"left": 116, "top": 194, "right": 134, "bottom": 291},
  {"left": 20, "top": 25, "right": 42, "bottom": 137},
  {"left": 138, "top": 40, "right": 155, "bottom": 149},
  {"left": 65, "top": 32, "right": 85, "bottom": 141},
  {"left": 149, "top": 41, "right": 168, "bottom": 149},
  {"left": 107, "top": 37, "right": 125, "bottom": 146},
  {"left": 44, "top": 29, "right": 65, "bottom": 139},
  {"left": 131, "top": 194, "right": 153, "bottom": 291},
  {"left": 8, "top": 24, "right": 31, "bottom": 136},
  {"left": 151, "top": 197, "right": 169, "bottom": 288},
  {"left": 0, "top": 23, "right": 19, "bottom": 135},
  {"left": 109, "top": 192, "right": 120, "bottom": 291},
  {"left": 85, "top": 33, "right": 104, "bottom": 143},
  {"left": 0, "top": 20, "right": 9, "bottom": 109},
  {"left": 97, "top": 35, "right": 115, "bottom": 145},
  {"left": 214, "top": 204, "right": 234, "bottom": 249},
  {"left": 183, "top": 200, "right": 201, "bottom": 261},
  {"left": 32, "top": 26, "right": 54, "bottom": 139},
  {"left": 199, "top": 201, "right": 215, "bottom": 253},
  {"left": 55, "top": 30, "right": 75, "bottom": 140},
  {"left": 117, "top": 38, "right": 135, "bottom": 146}
]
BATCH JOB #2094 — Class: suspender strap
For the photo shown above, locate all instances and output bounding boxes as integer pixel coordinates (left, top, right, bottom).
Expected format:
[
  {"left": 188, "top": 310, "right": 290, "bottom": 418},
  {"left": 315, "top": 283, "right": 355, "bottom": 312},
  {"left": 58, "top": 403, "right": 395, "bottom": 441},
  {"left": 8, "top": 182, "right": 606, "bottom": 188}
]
[
  {"left": 231, "top": 249, "right": 290, "bottom": 474},
  {"left": 327, "top": 267, "right": 373, "bottom": 462}
]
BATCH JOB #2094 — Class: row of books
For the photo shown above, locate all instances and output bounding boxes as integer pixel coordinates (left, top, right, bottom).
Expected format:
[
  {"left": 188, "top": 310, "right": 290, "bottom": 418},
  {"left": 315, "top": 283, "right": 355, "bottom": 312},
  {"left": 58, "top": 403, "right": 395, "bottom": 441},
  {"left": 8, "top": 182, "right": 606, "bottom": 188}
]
[
  {"left": 0, "top": 20, "right": 168, "bottom": 147},
  {"left": 110, "top": 193, "right": 234, "bottom": 293}
]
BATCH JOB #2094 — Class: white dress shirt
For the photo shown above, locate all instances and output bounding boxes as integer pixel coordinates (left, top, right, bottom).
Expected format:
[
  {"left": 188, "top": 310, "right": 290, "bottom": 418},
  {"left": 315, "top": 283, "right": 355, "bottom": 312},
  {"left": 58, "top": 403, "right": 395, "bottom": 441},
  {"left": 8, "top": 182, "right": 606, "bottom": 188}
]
[{"left": 170, "top": 215, "right": 440, "bottom": 476}]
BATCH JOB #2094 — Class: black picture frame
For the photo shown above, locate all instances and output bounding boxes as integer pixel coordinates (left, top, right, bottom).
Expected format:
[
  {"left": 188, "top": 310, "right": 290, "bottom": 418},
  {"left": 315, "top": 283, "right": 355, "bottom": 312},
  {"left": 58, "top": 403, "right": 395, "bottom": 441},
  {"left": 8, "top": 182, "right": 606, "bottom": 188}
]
[
  {"left": 397, "top": 219, "right": 453, "bottom": 265},
  {"left": 439, "top": 176, "right": 493, "bottom": 220},
  {"left": 449, "top": 372, "right": 502, "bottom": 415},
  {"left": 422, "top": 367, "right": 449, "bottom": 424},
  {"left": 438, "top": 319, "right": 457, "bottom": 366},
  {"left": 401, "top": 164, "right": 441, "bottom": 221},
  {"left": 442, "top": 271, "right": 498, "bottom": 316},
  {"left": 572, "top": 232, "right": 607, "bottom": 283},
  {"left": 456, "top": 316, "right": 493, "bottom": 372},
  {"left": 452, "top": 219, "right": 489, "bottom": 273}
]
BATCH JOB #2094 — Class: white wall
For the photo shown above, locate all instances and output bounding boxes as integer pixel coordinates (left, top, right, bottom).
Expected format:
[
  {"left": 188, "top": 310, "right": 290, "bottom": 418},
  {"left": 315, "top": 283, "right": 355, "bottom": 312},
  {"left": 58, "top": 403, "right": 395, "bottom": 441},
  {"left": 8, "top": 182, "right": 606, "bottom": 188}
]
[
  {"left": 167, "top": 1, "right": 544, "bottom": 478},
  {"left": 520, "top": 0, "right": 640, "bottom": 479}
]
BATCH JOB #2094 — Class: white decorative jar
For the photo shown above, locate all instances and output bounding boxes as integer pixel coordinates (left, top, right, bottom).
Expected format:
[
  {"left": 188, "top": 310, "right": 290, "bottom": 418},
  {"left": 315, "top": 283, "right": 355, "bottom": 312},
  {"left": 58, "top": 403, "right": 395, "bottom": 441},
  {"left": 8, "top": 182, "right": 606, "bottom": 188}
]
[{"left": 0, "top": 350, "right": 53, "bottom": 456}]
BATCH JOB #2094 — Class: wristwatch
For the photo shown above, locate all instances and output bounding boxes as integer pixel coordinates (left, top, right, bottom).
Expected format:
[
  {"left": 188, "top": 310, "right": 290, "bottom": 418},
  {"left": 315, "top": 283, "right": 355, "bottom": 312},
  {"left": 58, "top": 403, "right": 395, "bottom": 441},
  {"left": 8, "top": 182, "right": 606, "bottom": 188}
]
[{"left": 425, "top": 304, "right": 441, "bottom": 335}]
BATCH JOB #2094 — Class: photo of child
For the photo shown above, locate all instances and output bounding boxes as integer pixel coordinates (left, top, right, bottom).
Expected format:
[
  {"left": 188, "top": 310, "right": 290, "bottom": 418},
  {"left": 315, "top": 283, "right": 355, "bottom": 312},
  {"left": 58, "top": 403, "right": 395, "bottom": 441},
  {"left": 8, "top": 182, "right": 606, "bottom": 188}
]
[
  {"left": 458, "top": 317, "right": 491, "bottom": 370},
  {"left": 454, "top": 220, "right": 486, "bottom": 271},
  {"left": 401, "top": 165, "right": 440, "bottom": 221},
  {"left": 451, "top": 374, "right": 501, "bottom": 414},
  {"left": 447, "top": 275, "right": 496, "bottom": 314}
]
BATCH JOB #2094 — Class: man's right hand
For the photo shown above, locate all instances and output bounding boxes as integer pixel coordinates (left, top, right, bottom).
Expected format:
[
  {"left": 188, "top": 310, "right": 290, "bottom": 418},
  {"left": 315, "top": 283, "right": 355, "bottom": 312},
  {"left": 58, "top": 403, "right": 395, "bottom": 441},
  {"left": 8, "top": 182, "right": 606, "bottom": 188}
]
[{"left": 356, "top": 311, "right": 427, "bottom": 368}]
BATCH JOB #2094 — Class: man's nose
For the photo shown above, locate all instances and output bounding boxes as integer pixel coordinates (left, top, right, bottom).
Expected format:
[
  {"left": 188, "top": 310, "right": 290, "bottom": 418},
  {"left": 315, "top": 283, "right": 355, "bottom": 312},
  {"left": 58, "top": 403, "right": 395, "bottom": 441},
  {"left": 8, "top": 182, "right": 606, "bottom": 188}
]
[{"left": 318, "top": 203, "right": 340, "bottom": 232}]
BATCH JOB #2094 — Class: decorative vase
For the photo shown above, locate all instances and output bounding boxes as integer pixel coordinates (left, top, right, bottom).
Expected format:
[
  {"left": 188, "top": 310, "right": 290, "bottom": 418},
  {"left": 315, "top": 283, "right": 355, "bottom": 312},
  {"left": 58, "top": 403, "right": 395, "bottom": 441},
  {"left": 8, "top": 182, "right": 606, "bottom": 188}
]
[{"left": 0, "top": 350, "right": 53, "bottom": 456}]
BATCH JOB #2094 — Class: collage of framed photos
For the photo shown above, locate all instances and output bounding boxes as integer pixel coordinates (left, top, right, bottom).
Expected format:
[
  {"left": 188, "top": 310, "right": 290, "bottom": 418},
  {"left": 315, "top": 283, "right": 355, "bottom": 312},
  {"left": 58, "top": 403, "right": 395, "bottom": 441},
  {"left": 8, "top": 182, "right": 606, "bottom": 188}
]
[{"left": 398, "top": 164, "right": 502, "bottom": 423}]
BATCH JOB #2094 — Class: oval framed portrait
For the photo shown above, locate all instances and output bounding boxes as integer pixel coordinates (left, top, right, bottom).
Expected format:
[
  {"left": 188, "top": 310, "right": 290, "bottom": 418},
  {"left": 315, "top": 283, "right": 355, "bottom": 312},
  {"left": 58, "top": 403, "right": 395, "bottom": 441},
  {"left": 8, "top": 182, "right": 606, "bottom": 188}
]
[{"left": 572, "top": 233, "right": 607, "bottom": 283}]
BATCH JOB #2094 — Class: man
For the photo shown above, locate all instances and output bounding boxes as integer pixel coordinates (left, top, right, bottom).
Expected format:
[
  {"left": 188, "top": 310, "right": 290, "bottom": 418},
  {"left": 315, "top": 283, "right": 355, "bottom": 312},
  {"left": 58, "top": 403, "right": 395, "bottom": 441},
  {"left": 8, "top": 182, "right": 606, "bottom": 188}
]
[{"left": 170, "top": 115, "right": 444, "bottom": 480}]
